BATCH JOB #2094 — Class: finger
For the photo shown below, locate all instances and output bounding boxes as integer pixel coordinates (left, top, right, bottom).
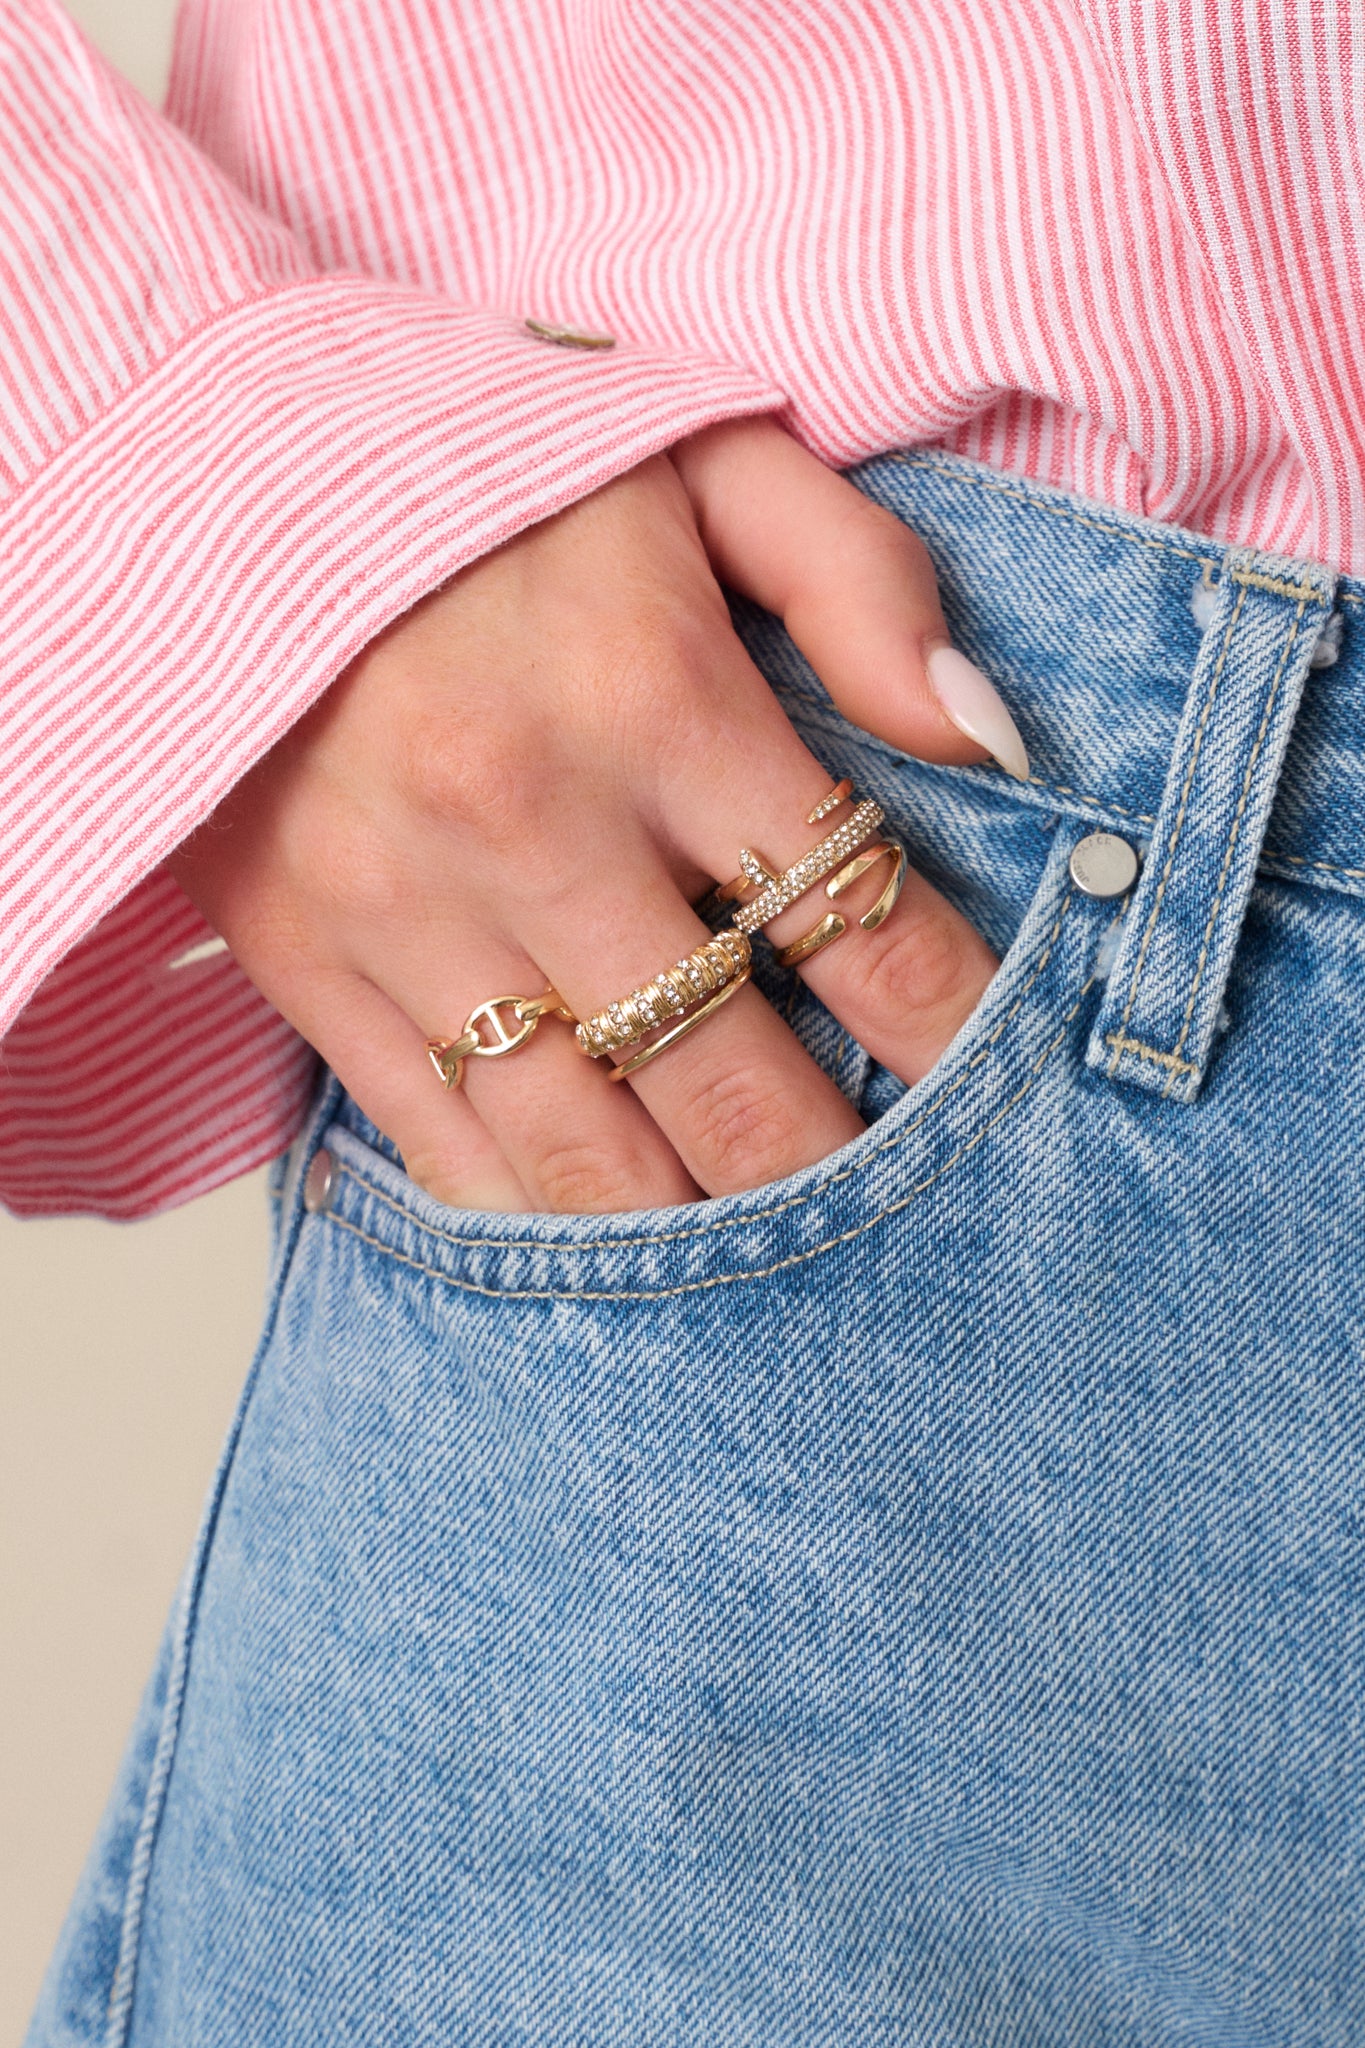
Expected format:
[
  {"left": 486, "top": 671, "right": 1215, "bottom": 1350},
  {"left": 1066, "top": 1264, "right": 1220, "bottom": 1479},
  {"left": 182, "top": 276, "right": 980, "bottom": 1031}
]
[
  {"left": 671, "top": 417, "right": 1029, "bottom": 778},
  {"left": 766, "top": 857, "right": 998, "bottom": 1088},
  {"left": 659, "top": 661, "right": 999, "bottom": 1088},
  {"left": 375, "top": 940, "right": 703, "bottom": 1214},
  {"left": 464, "top": 1017, "right": 703, "bottom": 1213},
  {"left": 275, "top": 966, "right": 533, "bottom": 1210},
  {"left": 513, "top": 832, "right": 866, "bottom": 1200}
]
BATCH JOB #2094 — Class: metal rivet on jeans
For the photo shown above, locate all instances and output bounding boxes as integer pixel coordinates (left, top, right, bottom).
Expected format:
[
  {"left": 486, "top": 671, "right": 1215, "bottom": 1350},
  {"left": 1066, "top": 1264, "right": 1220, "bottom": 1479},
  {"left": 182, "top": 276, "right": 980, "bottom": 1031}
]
[
  {"left": 1069, "top": 831, "right": 1140, "bottom": 899},
  {"left": 523, "top": 316, "right": 616, "bottom": 350},
  {"left": 303, "top": 1148, "right": 335, "bottom": 1214}
]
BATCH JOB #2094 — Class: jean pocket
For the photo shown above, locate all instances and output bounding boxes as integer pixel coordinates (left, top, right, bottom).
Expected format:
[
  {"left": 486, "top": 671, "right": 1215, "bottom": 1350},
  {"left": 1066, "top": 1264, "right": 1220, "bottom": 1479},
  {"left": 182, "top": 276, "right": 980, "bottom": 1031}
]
[{"left": 314, "top": 818, "right": 1114, "bottom": 1307}]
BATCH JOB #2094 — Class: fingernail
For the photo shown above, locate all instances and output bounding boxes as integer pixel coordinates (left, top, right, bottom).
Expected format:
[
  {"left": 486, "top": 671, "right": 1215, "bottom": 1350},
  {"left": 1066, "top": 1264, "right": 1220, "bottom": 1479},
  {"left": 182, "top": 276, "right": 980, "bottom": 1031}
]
[{"left": 926, "top": 644, "right": 1030, "bottom": 781}]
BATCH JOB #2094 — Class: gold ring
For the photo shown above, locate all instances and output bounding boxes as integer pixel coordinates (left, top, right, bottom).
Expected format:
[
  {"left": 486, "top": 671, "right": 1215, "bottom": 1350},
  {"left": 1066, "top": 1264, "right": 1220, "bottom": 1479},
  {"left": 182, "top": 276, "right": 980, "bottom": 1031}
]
[
  {"left": 576, "top": 931, "right": 751, "bottom": 1059},
  {"left": 806, "top": 776, "right": 853, "bottom": 825},
  {"left": 426, "top": 988, "right": 573, "bottom": 1089},
  {"left": 608, "top": 965, "right": 752, "bottom": 1078},
  {"left": 728, "top": 797, "right": 886, "bottom": 934},
  {"left": 772, "top": 838, "right": 908, "bottom": 968},
  {"left": 697, "top": 772, "right": 859, "bottom": 920}
]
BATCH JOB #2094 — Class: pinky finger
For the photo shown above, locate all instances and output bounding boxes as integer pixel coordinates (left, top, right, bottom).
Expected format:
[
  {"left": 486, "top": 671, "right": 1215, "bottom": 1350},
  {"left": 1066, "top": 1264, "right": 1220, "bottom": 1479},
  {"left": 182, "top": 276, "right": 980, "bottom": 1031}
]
[{"left": 290, "top": 970, "right": 532, "bottom": 1212}]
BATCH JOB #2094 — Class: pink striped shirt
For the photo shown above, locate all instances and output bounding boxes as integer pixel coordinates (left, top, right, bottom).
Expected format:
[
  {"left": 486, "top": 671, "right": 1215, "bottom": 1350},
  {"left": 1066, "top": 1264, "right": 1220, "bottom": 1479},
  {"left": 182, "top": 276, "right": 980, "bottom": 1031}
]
[{"left": 1, "top": 0, "right": 1358, "bottom": 1215}]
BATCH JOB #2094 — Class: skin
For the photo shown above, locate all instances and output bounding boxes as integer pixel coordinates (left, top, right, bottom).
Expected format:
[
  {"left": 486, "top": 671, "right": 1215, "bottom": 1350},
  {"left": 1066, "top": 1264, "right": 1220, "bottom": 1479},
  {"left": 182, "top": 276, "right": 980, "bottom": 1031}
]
[{"left": 170, "top": 416, "right": 999, "bottom": 1213}]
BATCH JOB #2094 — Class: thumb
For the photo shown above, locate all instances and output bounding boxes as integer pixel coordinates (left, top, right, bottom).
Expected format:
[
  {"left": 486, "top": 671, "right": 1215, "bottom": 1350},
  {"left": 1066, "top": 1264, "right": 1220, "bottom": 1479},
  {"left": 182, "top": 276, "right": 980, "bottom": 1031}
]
[{"left": 671, "top": 417, "right": 1029, "bottom": 780}]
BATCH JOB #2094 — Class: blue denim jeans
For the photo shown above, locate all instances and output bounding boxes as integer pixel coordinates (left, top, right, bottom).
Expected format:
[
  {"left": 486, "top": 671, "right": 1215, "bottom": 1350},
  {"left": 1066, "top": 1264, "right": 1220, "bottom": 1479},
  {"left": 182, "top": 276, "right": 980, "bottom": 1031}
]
[{"left": 30, "top": 452, "right": 1365, "bottom": 2046}]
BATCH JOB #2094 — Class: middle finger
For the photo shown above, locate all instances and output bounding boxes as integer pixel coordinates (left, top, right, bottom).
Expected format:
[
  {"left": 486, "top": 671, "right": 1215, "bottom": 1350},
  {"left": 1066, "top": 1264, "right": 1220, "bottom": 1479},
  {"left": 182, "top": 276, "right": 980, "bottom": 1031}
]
[{"left": 512, "top": 826, "right": 867, "bottom": 1199}]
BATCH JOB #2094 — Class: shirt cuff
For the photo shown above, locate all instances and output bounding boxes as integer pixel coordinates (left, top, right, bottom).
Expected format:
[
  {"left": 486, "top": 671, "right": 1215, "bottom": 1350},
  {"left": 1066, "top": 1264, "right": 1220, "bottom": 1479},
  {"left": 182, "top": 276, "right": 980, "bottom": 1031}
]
[{"left": 0, "top": 273, "right": 782, "bottom": 1042}]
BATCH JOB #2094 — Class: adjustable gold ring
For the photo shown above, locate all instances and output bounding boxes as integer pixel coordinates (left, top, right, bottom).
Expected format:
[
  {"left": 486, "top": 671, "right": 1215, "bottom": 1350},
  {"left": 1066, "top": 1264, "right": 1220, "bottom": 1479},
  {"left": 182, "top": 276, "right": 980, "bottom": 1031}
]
[
  {"left": 608, "top": 966, "right": 752, "bottom": 1078},
  {"left": 576, "top": 930, "right": 751, "bottom": 1061},
  {"left": 806, "top": 776, "right": 853, "bottom": 824},
  {"left": 426, "top": 987, "right": 573, "bottom": 1090},
  {"left": 700, "top": 774, "right": 867, "bottom": 920},
  {"left": 726, "top": 797, "right": 886, "bottom": 935},
  {"left": 772, "top": 838, "right": 907, "bottom": 967}
]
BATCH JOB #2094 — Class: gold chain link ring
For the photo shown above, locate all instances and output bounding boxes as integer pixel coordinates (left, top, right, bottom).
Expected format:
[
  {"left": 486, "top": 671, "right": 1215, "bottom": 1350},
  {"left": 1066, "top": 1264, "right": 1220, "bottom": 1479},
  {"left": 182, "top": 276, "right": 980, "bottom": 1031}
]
[{"left": 426, "top": 988, "right": 573, "bottom": 1090}]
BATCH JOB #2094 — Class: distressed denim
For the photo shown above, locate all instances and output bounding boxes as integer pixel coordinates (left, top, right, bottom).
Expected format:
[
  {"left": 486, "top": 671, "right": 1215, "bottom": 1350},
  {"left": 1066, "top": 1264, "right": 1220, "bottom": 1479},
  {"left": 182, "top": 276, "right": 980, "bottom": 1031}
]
[{"left": 29, "top": 452, "right": 1365, "bottom": 2046}]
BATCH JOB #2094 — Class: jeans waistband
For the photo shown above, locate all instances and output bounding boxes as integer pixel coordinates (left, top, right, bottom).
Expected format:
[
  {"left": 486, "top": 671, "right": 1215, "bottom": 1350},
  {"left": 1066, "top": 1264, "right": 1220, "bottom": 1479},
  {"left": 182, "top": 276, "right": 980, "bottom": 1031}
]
[{"left": 846, "top": 450, "right": 1363, "bottom": 902}]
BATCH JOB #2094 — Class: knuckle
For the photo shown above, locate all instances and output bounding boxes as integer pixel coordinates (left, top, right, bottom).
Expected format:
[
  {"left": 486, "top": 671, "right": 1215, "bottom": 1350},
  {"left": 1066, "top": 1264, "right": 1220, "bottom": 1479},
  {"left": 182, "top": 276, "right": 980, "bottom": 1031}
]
[
  {"left": 850, "top": 494, "right": 925, "bottom": 552},
  {"left": 400, "top": 714, "right": 537, "bottom": 849},
  {"left": 531, "top": 1136, "right": 644, "bottom": 1215},
  {"left": 684, "top": 1059, "right": 805, "bottom": 1192},
  {"left": 401, "top": 1140, "right": 511, "bottom": 1213},
  {"left": 843, "top": 905, "right": 980, "bottom": 1033},
  {"left": 403, "top": 1152, "right": 468, "bottom": 1208},
  {"left": 405, "top": 1163, "right": 491, "bottom": 1204},
  {"left": 841, "top": 497, "right": 935, "bottom": 581}
]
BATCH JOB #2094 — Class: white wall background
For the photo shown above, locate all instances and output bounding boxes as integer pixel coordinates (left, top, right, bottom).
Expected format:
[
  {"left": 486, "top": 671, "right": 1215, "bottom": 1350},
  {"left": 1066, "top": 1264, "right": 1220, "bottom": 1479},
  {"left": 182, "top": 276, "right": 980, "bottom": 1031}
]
[
  {"left": 0, "top": 10, "right": 273, "bottom": 2040},
  {"left": 61, "top": 0, "right": 178, "bottom": 100}
]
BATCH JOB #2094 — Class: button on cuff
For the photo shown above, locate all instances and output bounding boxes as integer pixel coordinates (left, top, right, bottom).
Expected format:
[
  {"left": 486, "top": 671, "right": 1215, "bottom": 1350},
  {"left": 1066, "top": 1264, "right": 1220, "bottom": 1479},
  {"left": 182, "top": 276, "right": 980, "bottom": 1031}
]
[{"left": 523, "top": 317, "right": 616, "bottom": 350}]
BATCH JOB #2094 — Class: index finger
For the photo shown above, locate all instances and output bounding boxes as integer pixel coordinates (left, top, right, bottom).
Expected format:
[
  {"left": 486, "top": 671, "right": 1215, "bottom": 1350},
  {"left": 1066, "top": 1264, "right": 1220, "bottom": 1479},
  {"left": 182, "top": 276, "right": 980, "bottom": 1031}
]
[{"left": 655, "top": 665, "right": 999, "bottom": 1094}]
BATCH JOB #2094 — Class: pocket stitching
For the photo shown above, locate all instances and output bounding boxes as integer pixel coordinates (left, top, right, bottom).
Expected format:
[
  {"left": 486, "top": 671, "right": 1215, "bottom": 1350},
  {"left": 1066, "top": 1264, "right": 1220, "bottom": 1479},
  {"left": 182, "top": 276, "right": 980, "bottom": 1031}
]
[
  {"left": 324, "top": 967, "right": 1095, "bottom": 1300},
  {"left": 335, "top": 888, "right": 1078, "bottom": 1258},
  {"left": 324, "top": 891, "right": 1097, "bottom": 1300}
]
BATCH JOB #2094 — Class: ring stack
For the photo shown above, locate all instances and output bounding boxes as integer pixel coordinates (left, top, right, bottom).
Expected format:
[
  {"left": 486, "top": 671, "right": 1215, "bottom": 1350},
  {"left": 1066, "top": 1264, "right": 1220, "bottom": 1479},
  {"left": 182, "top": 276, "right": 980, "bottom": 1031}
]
[
  {"left": 729, "top": 797, "right": 886, "bottom": 934},
  {"left": 576, "top": 930, "right": 751, "bottom": 1059},
  {"left": 708, "top": 774, "right": 908, "bottom": 970}
]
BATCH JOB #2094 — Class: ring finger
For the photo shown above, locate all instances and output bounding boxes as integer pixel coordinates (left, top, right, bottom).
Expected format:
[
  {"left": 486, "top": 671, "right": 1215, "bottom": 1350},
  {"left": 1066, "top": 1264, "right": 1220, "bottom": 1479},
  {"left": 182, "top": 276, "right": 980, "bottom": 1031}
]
[{"left": 375, "top": 932, "right": 703, "bottom": 1213}]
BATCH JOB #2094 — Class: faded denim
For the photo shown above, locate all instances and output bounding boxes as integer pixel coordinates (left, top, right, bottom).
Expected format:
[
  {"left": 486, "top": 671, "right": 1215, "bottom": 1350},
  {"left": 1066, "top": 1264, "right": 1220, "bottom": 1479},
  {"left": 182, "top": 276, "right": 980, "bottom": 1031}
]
[{"left": 29, "top": 452, "right": 1365, "bottom": 2046}]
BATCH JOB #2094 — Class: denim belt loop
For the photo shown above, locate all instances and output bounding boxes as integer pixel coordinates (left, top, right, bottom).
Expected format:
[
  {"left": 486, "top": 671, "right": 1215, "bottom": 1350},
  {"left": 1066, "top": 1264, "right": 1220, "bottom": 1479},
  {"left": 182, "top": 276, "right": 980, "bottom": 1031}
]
[{"left": 1085, "top": 546, "right": 1337, "bottom": 1103}]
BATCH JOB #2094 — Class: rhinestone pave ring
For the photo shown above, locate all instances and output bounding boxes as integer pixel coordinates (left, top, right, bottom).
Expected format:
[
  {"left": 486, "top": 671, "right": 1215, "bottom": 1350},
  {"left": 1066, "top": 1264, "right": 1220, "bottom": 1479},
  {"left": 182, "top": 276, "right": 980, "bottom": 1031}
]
[
  {"left": 576, "top": 930, "right": 752, "bottom": 1058},
  {"left": 729, "top": 798, "right": 886, "bottom": 935}
]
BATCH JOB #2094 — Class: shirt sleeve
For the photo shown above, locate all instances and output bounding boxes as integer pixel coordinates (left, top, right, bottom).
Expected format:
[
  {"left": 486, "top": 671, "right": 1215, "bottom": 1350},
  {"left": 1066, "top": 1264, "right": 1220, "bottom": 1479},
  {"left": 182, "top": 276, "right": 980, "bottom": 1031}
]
[{"left": 0, "top": 0, "right": 780, "bottom": 1216}]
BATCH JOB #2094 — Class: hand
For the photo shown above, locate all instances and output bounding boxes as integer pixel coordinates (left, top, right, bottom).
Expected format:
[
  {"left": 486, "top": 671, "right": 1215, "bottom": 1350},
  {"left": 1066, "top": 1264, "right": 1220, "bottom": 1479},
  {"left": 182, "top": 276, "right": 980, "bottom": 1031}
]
[{"left": 169, "top": 418, "right": 1024, "bottom": 1213}]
